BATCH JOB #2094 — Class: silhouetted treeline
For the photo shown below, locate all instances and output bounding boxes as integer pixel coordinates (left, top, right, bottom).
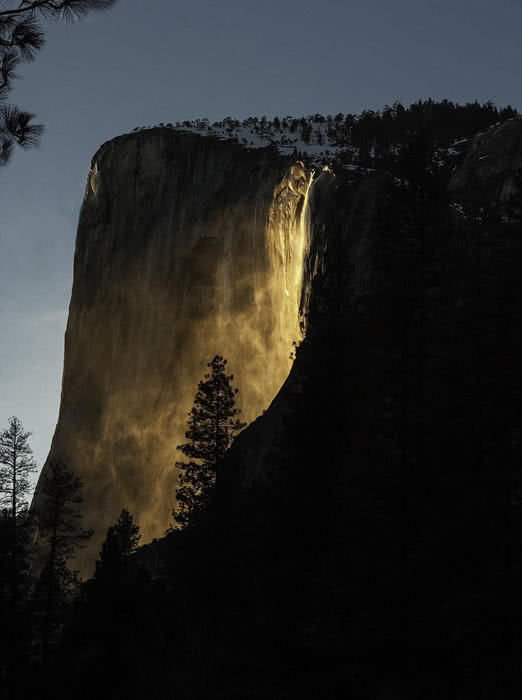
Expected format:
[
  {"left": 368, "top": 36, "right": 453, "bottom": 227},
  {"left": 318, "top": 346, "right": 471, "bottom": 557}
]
[
  {"left": 347, "top": 98, "right": 517, "bottom": 151},
  {"left": 0, "top": 419, "right": 95, "bottom": 699}
]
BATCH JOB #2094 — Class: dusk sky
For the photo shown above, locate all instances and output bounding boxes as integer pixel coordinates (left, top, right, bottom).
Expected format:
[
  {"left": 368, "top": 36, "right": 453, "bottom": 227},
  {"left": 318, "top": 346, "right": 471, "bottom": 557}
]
[{"left": 1, "top": 0, "right": 521, "bottom": 473}]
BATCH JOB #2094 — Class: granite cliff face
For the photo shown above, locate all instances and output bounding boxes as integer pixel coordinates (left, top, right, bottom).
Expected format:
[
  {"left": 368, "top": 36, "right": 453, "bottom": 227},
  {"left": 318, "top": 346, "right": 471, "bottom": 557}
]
[
  {"left": 28, "top": 115, "right": 522, "bottom": 697},
  {"left": 33, "top": 117, "right": 522, "bottom": 580},
  {"left": 33, "top": 129, "right": 313, "bottom": 571}
]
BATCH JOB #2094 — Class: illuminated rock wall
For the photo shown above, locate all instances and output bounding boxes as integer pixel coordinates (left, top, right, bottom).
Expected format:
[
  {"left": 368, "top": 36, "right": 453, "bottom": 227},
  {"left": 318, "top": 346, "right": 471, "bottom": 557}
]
[{"left": 33, "top": 129, "right": 312, "bottom": 573}]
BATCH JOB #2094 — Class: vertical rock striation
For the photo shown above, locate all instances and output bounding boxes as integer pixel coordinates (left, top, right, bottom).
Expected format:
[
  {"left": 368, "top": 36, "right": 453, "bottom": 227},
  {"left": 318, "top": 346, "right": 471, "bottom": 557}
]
[{"left": 33, "top": 129, "right": 312, "bottom": 572}]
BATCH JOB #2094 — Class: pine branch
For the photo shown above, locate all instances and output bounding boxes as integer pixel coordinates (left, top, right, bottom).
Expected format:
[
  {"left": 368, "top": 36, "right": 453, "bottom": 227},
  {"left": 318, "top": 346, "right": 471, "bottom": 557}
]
[
  {"left": 1, "top": 104, "right": 44, "bottom": 147},
  {"left": 0, "top": 0, "right": 116, "bottom": 165},
  {"left": 0, "top": 0, "right": 117, "bottom": 20}
]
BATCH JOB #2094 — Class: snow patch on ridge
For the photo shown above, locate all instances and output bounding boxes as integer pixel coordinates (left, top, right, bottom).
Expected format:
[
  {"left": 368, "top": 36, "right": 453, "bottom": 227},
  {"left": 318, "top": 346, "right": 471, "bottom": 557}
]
[{"left": 128, "top": 116, "right": 357, "bottom": 170}]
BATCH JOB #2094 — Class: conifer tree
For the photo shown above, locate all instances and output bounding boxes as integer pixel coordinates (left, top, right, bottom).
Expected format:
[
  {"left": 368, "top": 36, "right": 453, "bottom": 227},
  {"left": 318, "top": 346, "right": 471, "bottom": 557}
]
[
  {"left": 36, "top": 459, "right": 92, "bottom": 663},
  {"left": 0, "top": 416, "right": 37, "bottom": 518},
  {"left": 0, "top": 416, "right": 37, "bottom": 686},
  {"left": 81, "top": 509, "right": 143, "bottom": 657},
  {"left": 94, "top": 508, "right": 141, "bottom": 582},
  {"left": 173, "top": 355, "right": 246, "bottom": 529}
]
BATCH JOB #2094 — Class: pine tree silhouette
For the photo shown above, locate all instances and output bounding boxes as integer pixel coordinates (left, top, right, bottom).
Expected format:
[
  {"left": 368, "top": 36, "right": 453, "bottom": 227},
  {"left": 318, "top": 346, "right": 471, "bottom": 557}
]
[{"left": 173, "top": 355, "right": 246, "bottom": 529}]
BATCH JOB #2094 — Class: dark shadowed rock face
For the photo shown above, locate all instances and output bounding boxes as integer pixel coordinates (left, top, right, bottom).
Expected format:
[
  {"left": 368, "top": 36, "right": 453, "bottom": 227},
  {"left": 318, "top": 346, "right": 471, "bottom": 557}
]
[
  {"left": 449, "top": 117, "right": 522, "bottom": 219},
  {"left": 226, "top": 119, "right": 522, "bottom": 626},
  {"left": 33, "top": 129, "right": 313, "bottom": 573},
  {"left": 234, "top": 119, "right": 522, "bottom": 499}
]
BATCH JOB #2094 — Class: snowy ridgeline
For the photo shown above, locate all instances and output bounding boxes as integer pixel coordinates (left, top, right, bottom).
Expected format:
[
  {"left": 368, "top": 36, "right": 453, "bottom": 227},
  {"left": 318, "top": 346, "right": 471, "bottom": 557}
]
[
  {"left": 122, "top": 114, "right": 522, "bottom": 225},
  {"left": 126, "top": 115, "right": 522, "bottom": 223},
  {"left": 127, "top": 114, "right": 499, "bottom": 173},
  {"left": 131, "top": 116, "right": 355, "bottom": 168}
]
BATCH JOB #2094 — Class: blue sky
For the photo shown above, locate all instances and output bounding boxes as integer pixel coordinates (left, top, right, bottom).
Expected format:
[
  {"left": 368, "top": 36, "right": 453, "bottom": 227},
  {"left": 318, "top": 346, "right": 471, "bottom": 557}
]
[{"left": 1, "top": 0, "right": 521, "bottom": 472}]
